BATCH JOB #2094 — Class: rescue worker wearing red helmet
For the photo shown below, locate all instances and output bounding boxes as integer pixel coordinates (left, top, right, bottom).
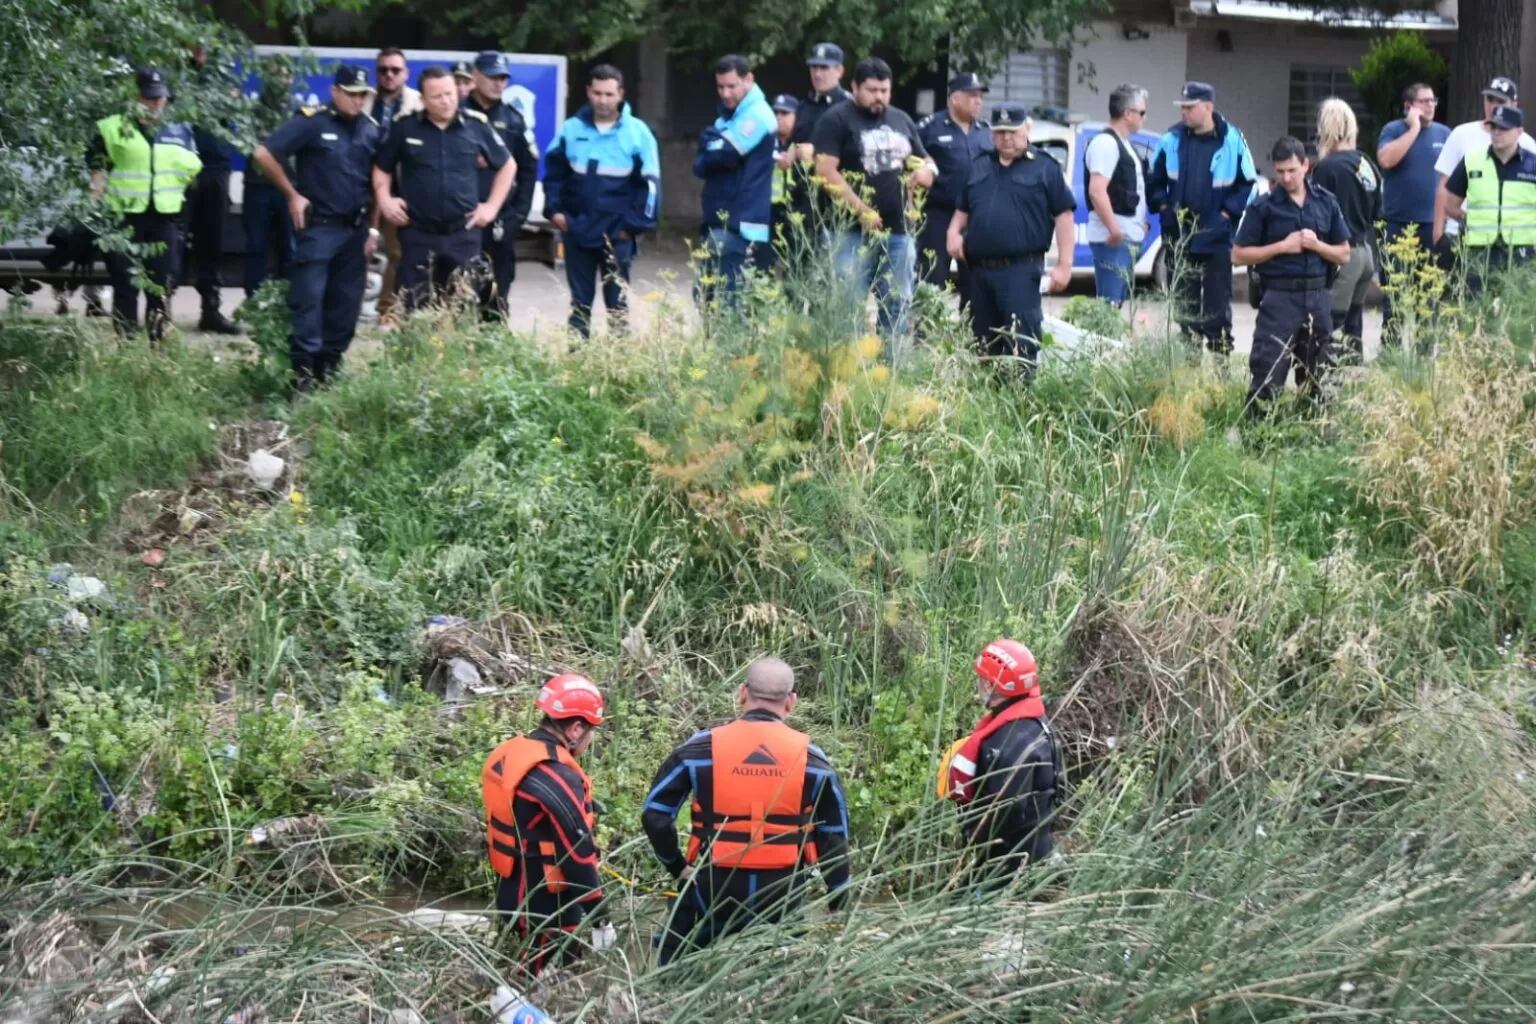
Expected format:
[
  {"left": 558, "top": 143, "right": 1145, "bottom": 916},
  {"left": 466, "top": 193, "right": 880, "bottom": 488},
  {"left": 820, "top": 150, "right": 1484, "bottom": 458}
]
[
  {"left": 942, "top": 639, "right": 1062, "bottom": 880},
  {"left": 642, "top": 657, "right": 853, "bottom": 964},
  {"left": 482, "top": 673, "right": 606, "bottom": 973}
]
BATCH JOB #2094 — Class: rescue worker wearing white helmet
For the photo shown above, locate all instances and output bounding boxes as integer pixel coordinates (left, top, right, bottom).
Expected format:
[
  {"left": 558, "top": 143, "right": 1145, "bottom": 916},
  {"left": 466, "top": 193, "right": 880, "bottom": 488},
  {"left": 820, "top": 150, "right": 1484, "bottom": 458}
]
[
  {"left": 941, "top": 639, "right": 1063, "bottom": 881},
  {"left": 482, "top": 673, "right": 607, "bottom": 973}
]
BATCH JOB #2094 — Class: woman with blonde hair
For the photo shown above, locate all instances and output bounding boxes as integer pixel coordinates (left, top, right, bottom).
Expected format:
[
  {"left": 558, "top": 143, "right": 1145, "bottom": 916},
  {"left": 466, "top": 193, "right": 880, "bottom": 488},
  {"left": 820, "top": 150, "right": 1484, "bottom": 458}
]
[{"left": 1310, "top": 97, "right": 1381, "bottom": 357}]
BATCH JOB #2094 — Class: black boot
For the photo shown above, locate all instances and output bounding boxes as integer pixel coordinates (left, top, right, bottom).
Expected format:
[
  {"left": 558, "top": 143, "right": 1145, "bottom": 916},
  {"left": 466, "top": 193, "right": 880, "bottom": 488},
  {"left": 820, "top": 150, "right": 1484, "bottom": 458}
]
[
  {"left": 314, "top": 353, "right": 342, "bottom": 387},
  {"left": 199, "top": 303, "right": 242, "bottom": 335},
  {"left": 290, "top": 357, "right": 318, "bottom": 397}
]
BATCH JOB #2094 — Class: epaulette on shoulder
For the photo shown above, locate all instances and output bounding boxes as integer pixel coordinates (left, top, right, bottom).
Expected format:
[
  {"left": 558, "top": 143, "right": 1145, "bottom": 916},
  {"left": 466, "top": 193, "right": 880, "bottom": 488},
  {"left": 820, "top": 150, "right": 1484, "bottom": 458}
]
[
  {"left": 917, "top": 113, "right": 934, "bottom": 129},
  {"left": 462, "top": 107, "right": 488, "bottom": 123},
  {"left": 300, "top": 105, "right": 321, "bottom": 117}
]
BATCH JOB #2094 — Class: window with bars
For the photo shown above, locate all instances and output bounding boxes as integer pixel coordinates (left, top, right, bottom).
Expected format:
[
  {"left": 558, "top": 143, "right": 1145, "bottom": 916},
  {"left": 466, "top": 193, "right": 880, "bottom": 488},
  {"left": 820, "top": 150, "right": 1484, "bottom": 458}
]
[
  {"left": 1288, "top": 66, "right": 1364, "bottom": 142},
  {"left": 984, "top": 50, "right": 1070, "bottom": 113}
]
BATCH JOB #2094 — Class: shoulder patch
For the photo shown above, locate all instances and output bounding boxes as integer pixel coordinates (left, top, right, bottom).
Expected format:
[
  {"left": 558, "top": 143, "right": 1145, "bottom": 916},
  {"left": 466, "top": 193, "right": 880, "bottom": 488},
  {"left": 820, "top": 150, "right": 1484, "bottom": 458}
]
[{"left": 462, "top": 108, "right": 488, "bottom": 123}]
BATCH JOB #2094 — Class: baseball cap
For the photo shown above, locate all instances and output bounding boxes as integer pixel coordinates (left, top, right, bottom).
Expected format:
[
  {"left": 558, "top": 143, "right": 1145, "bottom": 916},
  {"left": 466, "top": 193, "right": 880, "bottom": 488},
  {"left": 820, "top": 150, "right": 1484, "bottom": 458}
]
[
  {"left": 989, "top": 102, "right": 1031, "bottom": 131},
  {"left": 474, "top": 51, "right": 510, "bottom": 77},
  {"left": 772, "top": 93, "right": 800, "bottom": 113},
  {"left": 1488, "top": 105, "right": 1524, "bottom": 130},
  {"left": 1176, "top": 81, "right": 1215, "bottom": 105},
  {"left": 333, "top": 65, "right": 374, "bottom": 93},
  {"left": 807, "top": 42, "right": 844, "bottom": 67},
  {"left": 136, "top": 67, "right": 169, "bottom": 99},
  {"left": 948, "top": 71, "right": 988, "bottom": 94},
  {"left": 452, "top": 60, "right": 473, "bottom": 80},
  {"left": 1483, "top": 76, "right": 1519, "bottom": 103}
]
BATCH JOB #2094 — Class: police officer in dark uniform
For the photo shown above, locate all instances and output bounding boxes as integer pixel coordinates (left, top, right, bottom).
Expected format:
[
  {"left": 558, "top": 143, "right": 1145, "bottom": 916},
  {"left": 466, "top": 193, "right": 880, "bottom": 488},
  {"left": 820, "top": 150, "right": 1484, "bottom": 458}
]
[
  {"left": 1233, "top": 136, "right": 1350, "bottom": 408},
  {"left": 452, "top": 60, "right": 474, "bottom": 101},
  {"left": 946, "top": 103, "right": 1075, "bottom": 371},
  {"left": 918, "top": 72, "right": 993, "bottom": 301},
  {"left": 462, "top": 51, "right": 538, "bottom": 319},
  {"left": 372, "top": 65, "right": 515, "bottom": 311},
  {"left": 186, "top": 43, "right": 243, "bottom": 335},
  {"left": 787, "top": 42, "right": 853, "bottom": 243},
  {"left": 251, "top": 65, "right": 382, "bottom": 390}
]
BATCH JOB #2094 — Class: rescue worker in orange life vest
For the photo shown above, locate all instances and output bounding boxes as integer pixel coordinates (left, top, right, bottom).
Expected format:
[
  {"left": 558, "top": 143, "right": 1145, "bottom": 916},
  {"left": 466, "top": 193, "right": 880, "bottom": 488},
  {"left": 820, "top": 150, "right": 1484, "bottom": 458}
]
[
  {"left": 642, "top": 658, "right": 853, "bottom": 964},
  {"left": 942, "top": 639, "right": 1062, "bottom": 883},
  {"left": 481, "top": 674, "right": 606, "bottom": 973}
]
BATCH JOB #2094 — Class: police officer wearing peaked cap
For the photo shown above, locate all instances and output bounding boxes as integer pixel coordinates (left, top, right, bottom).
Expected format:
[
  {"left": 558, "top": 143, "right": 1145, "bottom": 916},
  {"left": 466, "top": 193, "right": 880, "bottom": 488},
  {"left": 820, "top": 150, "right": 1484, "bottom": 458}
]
[
  {"left": 463, "top": 50, "right": 538, "bottom": 320},
  {"left": 918, "top": 72, "right": 993, "bottom": 302},
  {"left": 788, "top": 43, "right": 853, "bottom": 235},
  {"left": 452, "top": 59, "right": 474, "bottom": 100},
  {"left": 1444, "top": 104, "right": 1536, "bottom": 292},
  {"left": 946, "top": 102, "right": 1075, "bottom": 375},
  {"left": 251, "top": 64, "right": 383, "bottom": 391},
  {"left": 372, "top": 65, "right": 515, "bottom": 311},
  {"left": 1233, "top": 135, "right": 1350, "bottom": 409}
]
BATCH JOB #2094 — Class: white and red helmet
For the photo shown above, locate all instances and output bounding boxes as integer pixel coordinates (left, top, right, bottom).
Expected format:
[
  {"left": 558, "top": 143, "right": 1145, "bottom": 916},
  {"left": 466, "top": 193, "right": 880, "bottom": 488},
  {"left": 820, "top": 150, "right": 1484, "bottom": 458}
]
[
  {"left": 535, "top": 673, "right": 606, "bottom": 726},
  {"left": 974, "top": 639, "right": 1040, "bottom": 697}
]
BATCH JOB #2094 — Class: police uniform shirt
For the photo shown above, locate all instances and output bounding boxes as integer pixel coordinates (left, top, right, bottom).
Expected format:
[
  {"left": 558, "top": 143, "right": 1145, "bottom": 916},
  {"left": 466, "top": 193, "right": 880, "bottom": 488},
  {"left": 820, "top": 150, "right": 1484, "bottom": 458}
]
[
  {"left": 374, "top": 109, "right": 509, "bottom": 224},
  {"left": 957, "top": 148, "right": 1075, "bottom": 258},
  {"left": 1233, "top": 182, "right": 1348, "bottom": 279},
  {"left": 263, "top": 106, "right": 381, "bottom": 220},
  {"left": 790, "top": 86, "right": 852, "bottom": 146},
  {"left": 918, "top": 110, "right": 993, "bottom": 210},
  {"left": 462, "top": 95, "right": 537, "bottom": 222}
]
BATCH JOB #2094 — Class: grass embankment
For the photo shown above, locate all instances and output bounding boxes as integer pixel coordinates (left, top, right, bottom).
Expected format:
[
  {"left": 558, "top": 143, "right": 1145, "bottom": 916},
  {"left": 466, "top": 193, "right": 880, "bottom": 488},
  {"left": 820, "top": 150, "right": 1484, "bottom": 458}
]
[{"left": 2, "top": 271, "right": 1535, "bottom": 1021}]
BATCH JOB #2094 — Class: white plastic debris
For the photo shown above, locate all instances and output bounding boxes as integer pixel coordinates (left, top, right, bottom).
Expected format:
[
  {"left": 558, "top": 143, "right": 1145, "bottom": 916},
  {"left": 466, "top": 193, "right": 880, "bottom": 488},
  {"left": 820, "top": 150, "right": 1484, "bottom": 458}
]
[
  {"left": 65, "top": 575, "right": 106, "bottom": 602},
  {"left": 446, "top": 658, "right": 482, "bottom": 700},
  {"left": 592, "top": 920, "right": 617, "bottom": 951},
  {"left": 490, "top": 985, "right": 554, "bottom": 1024},
  {"left": 1104, "top": 735, "right": 1118, "bottom": 750},
  {"left": 1255, "top": 824, "right": 1268, "bottom": 839},
  {"left": 246, "top": 449, "right": 285, "bottom": 489},
  {"left": 57, "top": 609, "right": 91, "bottom": 633},
  {"left": 1339, "top": 981, "right": 1357, "bottom": 995},
  {"left": 383, "top": 1010, "right": 425, "bottom": 1024},
  {"left": 400, "top": 908, "right": 494, "bottom": 936},
  {"left": 247, "top": 825, "right": 271, "bottom": 845},
  {"left": 102, "top": 966, "right": 176, "bottom": 1013}
]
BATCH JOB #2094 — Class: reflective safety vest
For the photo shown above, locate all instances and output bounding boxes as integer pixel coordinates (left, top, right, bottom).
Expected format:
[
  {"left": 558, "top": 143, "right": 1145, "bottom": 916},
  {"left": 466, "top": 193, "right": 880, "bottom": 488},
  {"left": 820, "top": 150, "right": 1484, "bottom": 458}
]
[
  {"left": 688, "top": 718, "right": 816, "bottom": 870},
  {"left": 481, "top": 735, "right": 594, "bottom": 889},
  {"left": 95, "top": 114, "right": 203, "bottom": 216},
  {"left": 1463, "top": 146, "right": 1536, "bottom": 248}
]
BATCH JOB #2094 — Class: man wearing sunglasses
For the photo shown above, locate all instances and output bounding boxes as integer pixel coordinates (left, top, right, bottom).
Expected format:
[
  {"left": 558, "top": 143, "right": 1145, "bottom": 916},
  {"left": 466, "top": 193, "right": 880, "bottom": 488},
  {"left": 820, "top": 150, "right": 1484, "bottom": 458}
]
[
  {"left": 1442, "top": 104, "right": 1536, "bottom": 293},
  {"left": 368, "top": 48, "right": 422, "bottom": 326}
]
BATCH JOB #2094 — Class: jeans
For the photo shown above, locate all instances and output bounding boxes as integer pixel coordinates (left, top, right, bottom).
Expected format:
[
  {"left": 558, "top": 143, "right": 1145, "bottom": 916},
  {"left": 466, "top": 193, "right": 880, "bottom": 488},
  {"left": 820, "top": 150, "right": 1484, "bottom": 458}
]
[
  {"left": 701, "top": 227, "right": 754, "bottom": 310},
  {"left": 1089, "top": 240, "right": 1137, "bottom": 306},
  {"left": 833, "top": 230, "right": 916, "bottom": 358}
]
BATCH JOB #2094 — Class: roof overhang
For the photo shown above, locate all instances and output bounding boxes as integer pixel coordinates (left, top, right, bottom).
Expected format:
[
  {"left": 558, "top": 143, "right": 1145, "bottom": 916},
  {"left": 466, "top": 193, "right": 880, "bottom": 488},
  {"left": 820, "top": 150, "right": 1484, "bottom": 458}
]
[{"left": 1187, "top": 1, "right": 1456, "bottom": 31}]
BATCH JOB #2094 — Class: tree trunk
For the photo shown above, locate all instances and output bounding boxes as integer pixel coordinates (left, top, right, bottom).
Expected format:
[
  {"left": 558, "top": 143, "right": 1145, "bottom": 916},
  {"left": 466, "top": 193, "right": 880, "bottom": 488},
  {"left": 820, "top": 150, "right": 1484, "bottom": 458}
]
[{"left": 1450, "top": 0, "right": 1522, "bottom": 124}]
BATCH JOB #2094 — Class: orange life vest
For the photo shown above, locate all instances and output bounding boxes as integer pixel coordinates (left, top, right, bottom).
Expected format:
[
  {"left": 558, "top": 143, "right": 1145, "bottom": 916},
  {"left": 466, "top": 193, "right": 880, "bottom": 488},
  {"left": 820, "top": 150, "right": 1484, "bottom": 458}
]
[
  {"left": 687, "top": 717, "right": 816, "bottom": 870},
  {"left": 481, "top": 735, "right": 595, "bottom": 888}
]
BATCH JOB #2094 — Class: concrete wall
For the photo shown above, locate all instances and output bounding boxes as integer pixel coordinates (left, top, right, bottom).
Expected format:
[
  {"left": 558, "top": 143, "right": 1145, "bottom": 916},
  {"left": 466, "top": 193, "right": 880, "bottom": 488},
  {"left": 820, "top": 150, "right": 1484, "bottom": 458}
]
[{"left": 1067, "top": 20, "right": 1189, "bottom": 121}]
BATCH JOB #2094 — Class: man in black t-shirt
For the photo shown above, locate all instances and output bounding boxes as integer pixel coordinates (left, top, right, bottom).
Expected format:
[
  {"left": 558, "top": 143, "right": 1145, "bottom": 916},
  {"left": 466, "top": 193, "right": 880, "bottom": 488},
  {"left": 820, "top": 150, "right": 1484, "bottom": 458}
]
[{"left": 811, "top": 57, "right": 936, "bottom": 358}]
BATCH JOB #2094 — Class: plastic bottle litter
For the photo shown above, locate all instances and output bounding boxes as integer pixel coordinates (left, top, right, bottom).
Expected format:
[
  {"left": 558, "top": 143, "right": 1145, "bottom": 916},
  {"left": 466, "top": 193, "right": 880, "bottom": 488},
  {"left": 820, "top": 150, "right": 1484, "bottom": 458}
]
[
  {"left": 65, "top": 575, "right": 107, "bottom": 602},
  {"left": 592, "top": 920, "right": 617, "bottom": 951},
  {"left": 490, "top": 985, "right": 555, "bottom": 1024},
  {"left": 246, "top": 449, "right": 285, "bottom": 489}
]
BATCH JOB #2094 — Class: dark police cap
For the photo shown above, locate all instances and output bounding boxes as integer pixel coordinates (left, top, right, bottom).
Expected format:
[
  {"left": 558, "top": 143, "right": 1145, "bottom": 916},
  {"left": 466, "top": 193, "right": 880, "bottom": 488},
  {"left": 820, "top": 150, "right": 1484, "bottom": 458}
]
[
  {"left": 988, "top": 102, "right": 1030, "bottom": 131},
  {"left": 1483, "top": 76, "right": 1519, "bottom": 103},
  {"left": 772, "top": 93, "right": 800, "bottom": 113},
  {"left": 807, "top": 42, "right": 844, "bottom": 67},
  {"left": 452, "top": 60, "right": 474, "bottom": 79},
  {"left": 474, "top": 51, "right": 510, "bottom": 77},
  {"left": 333, "top": 65, "right": 374, "bottom": 93},
  {"left": 1488, "top": 104, "right": 1524, "bottom": 130},
  {"left": 136, "top": 67, "right": 169, "bottom": 99},
  {"left": 948, "top": 72, "right": 988, "bottom": 94},
  {"left": 1177, "top": 81, "right": 1215, "bottom": 105}
]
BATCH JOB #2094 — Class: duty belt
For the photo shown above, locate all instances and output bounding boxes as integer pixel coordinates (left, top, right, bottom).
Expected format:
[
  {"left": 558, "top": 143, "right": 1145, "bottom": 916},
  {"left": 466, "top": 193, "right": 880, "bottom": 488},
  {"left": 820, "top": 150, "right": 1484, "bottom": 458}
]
[
  {"left": 972, "top": 253, "right": 1045, "bottom": 271},
  {"left": 409, "top": 217, "right": 472, "bottom": 235},
  {"left": 1264, "top": 276, "right": 1328, "bottom": 292},
  {"left": 308, "top": 211, "right": 368, "bottom": 228}
]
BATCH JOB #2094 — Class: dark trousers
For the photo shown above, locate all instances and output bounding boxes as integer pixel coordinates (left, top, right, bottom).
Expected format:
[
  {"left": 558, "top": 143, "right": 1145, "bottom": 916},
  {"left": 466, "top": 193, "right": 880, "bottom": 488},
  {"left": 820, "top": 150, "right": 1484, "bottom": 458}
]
[
  {"left": 242, "top": 181, "right": 295, "bottom": 296},
  {"left": 565, "top": 236, "right": 635, "bottom": 337},
  {"left": 1249, "top": 285, "right": 1333, "bottom": 405},
  {"left": 917, "top": 206, "right": 971, "bottom": 307},
  {"left": 188, "top": 166, "right": 229, "bottom": 307},
  {"left": 1378, "top": 221, "right": 1436, "bottom": 342},
  {"left": 656, "top": 865, "right": 807, "bottom": 965},
  {"left": 970, "top": 259, "right": 1044, "bottom": 364},
  {"left": 495, "top": 873, "right": 588, "bottom": 975},
  {"left": 399, "top": 225, "right": 483, "bottom": 311},
  {"left": 107, "top": 210, "right": 181, "bottom": 341},
  {"left": 1171, "top": 245, "right": 1233, "bottom": 351},
  {"left": 1462, "top": 243, "right": 1533, "bottom": 297},
  {"left": 288, "top": 223, "right": 367, "bottom": 378},
  {"left": 478, "top": 218, "right": 519, "bottom": 317}
]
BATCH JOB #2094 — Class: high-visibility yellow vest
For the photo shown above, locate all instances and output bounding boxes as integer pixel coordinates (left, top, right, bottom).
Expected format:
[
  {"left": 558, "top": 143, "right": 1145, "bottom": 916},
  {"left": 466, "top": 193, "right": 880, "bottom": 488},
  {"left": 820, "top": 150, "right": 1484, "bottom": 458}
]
[
  {"left": 95, "top": 114, "right": 203, "bottom": 215},
  {"left": 1463, "top": 146, "right": 1536, "bottom": 248}
]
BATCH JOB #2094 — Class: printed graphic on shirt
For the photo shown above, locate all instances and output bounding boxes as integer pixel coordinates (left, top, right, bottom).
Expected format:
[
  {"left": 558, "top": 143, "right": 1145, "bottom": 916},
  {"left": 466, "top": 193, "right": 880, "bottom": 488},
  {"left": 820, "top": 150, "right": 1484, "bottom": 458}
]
[{"left": 859, "top": 126, "right": 913, "bottom": 176}]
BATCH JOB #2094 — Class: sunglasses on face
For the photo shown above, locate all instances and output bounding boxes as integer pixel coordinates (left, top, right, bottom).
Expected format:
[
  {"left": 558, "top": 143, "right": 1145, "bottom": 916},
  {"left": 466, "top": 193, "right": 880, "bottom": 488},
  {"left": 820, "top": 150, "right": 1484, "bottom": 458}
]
[{"left": 377, "top": 66, "right": 406, "bottom": 75}]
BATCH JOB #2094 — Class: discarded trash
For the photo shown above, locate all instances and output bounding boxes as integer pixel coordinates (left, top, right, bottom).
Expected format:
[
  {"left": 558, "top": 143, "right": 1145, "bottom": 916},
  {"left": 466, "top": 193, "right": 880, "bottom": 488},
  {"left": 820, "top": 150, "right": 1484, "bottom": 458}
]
[
  {"left": 246, "top": 449, "right": 285, "bottom": 489},
  {"left": 445, "top": 658, "right": 482, "bottom": 700},
  {"left": 383, "top": 1010, "right": 424, "bottom": 1024},
  {"left": 400, "top": 908, "right": 494, "bottom": 936},
  {"left": 141, "top": 548, "right": 167, "bottom": 568},
  {"left": 592, "top": 920, "right": 617, "bottom": 951},
  {"left": 102, "top": 966, "right": 176, "bottom": 1013},
  {"left": 426, "top": 614, "right": 468, "bottom": 636},
  {"left": 222, "top": 1003, "right": 261, "bottom": 1024},
  {"left": 373, "top": 685, "right": 393, "bottom": 705},
  {"left": 245, "top": 813, "right": 325, "bottom": 847},
  {"left": 56, "top": 609, "right": 90, "bottom": 634},
  {"left": 490, "top": 985, "right": 555, "bottom": 1024},
  {"left": 47, "top": 563, "right": 73, "bottom": 585},
  {"left": 65, "top": 575, "right": 107, "bottom": 602}
]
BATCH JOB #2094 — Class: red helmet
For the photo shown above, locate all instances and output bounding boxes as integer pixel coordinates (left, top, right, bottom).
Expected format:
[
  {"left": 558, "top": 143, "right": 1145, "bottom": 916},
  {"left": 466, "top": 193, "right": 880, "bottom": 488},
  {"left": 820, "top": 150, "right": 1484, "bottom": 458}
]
[
  {"left": 974, "top": 639, "right": 1039, "bottom": 697},
  {"left": 535, "top": 674, "right": 605, "bottom": 726}
]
